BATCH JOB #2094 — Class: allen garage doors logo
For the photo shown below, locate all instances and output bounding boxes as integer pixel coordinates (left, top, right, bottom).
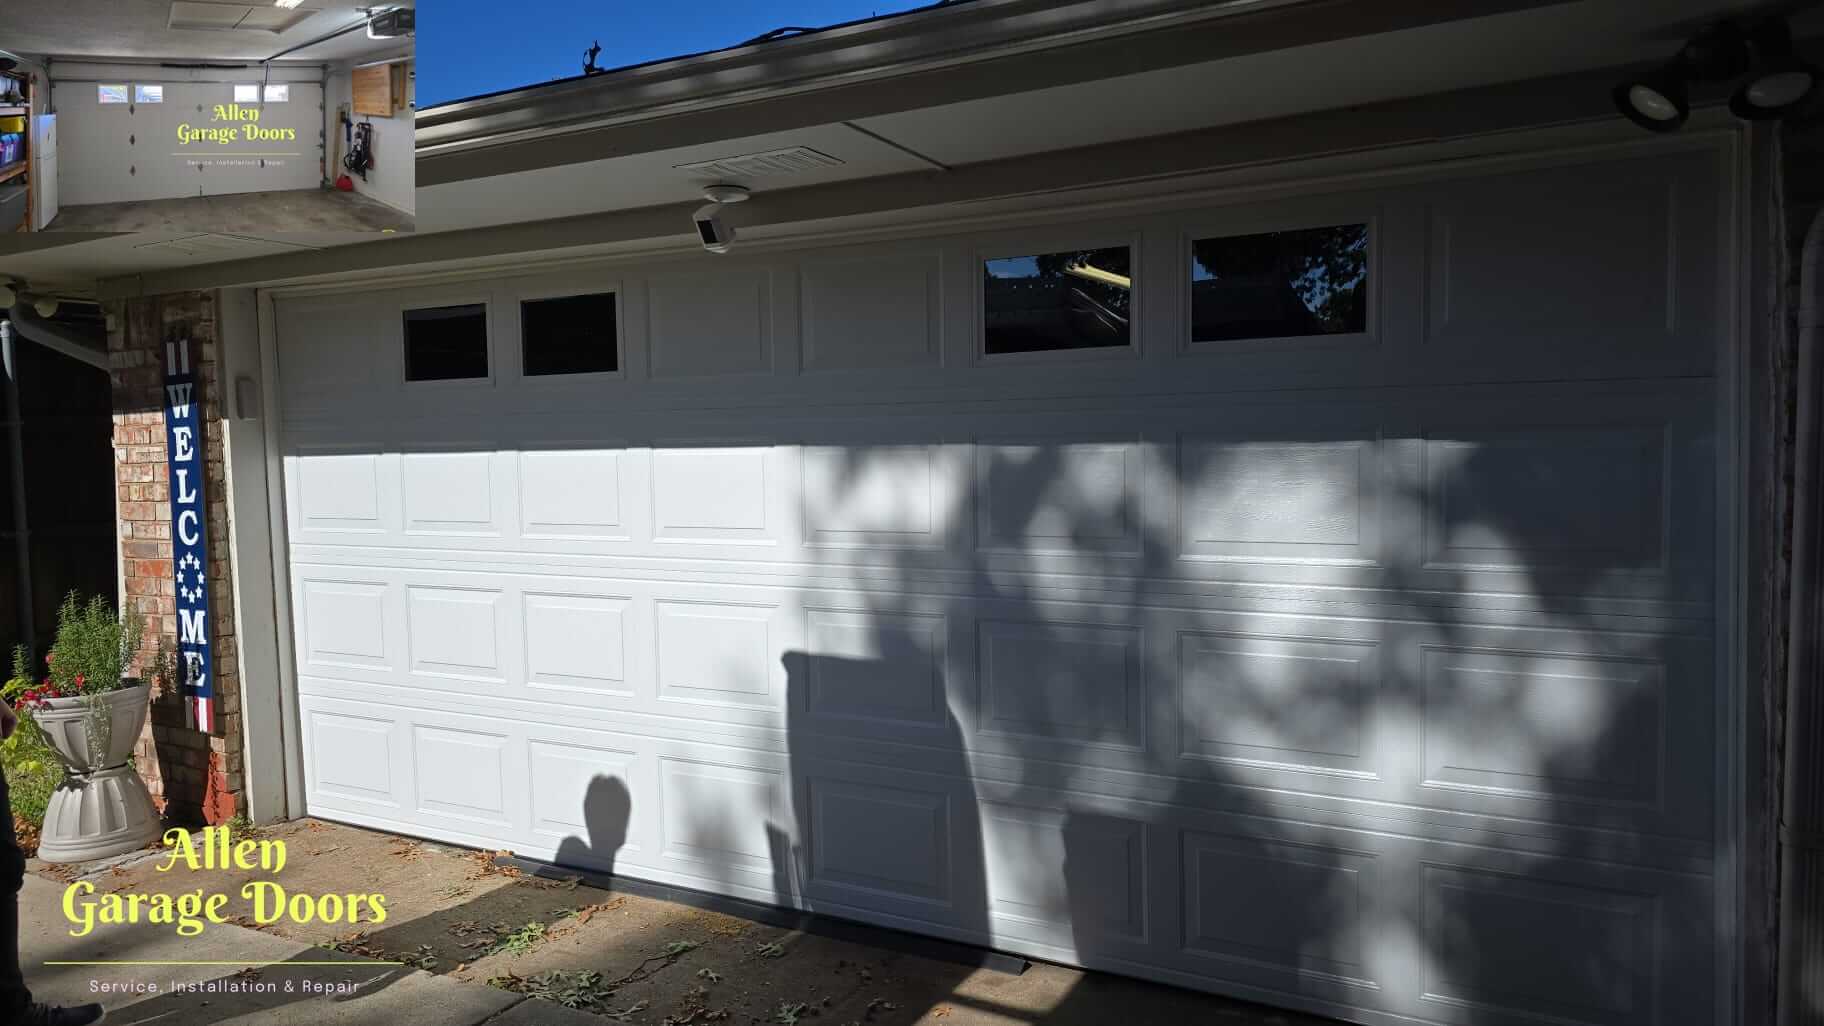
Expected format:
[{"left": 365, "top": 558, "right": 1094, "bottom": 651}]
[{"left": 176, "top": 102, "right": 297, "bottom": 146}]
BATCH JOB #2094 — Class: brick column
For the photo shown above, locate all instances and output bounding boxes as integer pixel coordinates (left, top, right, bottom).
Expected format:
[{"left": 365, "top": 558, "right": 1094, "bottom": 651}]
[{"left": 106, "top": 291, "right": 243, "bottom": 826}]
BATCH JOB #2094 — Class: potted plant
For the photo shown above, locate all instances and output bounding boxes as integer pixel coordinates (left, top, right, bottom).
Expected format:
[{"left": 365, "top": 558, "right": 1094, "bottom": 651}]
[{"left": 12, "top": 593, "right": 162, "bottom": 862}]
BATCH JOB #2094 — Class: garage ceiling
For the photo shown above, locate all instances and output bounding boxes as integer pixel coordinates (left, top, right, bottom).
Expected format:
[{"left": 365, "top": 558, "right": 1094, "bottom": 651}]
[{"left": 0, "top": 0, "right": 414, "bottom": 62}]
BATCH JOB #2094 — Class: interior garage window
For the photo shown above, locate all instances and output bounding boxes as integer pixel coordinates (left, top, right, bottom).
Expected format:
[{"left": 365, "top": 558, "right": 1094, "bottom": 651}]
[
  {"left": 983, "top": 246, "right": 1131, "bottom": 355},
  {"left": 403, "top": 304, "right": 489, "bottom": 382},
  {"left": 1191, "top": 223, "right": 1369, "bottom": 342},
  {"left": 233, "top": 84, "right": 259, "bottom": 103},
  {"left": 521, "top": 292, "right": 618, "bottom": 376},
  {"left": 263, "top": 84, "right": 289, "bottom": 102},
  {"left": 133, "top": 85, "right": 163, "bottom": 103},
  {"left": 98, "top": 85, "right": 128, "bottom": 104}
]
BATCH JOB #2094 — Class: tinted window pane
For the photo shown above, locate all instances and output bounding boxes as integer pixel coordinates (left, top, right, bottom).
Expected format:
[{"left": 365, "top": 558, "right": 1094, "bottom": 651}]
[
  {"left": 522, "top": 292, "right": 618, "bottom": 376},
  {"left": 1191, "top": 224, "right": 1368, "bottom": 342},
  {"left": 984, "top": 246, "right": 1131, "bottom": 355},
  {"left": 404, "top": 304, "right": 488, "bottom": 381}
]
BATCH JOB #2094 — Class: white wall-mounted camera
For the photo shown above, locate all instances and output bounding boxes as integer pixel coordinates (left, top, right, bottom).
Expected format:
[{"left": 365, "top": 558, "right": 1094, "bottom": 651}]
[{"left": 693, "top": 184, "right": 749, "bottom": 254}]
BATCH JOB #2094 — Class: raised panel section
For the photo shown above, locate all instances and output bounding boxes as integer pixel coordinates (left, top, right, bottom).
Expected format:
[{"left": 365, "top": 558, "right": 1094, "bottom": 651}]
[
  {"left": 1180, "top": 438, "right": 1373, "bottom": 563},
  {"left": 295, "top": 451, "right": 382, "bottom": 532},
  {"left": 1182, "top": 831, "right": 1375, "bottom": 987},
  {"left": 1422, "top": 425, "right": 1666, "bottom": 572},
  {"left": 801, "top": 254, "right": 938, "bottom": 370},
  {"left": 978, "top": 620, "right": 1142, "bottom": 749},
  {"left": 524, "top": 593, "right": 630, "bottom": 695},
  {"left": 1180, "top": 634, "right": 1378, "bottom": 776},
  {"left": 519, "top": 449, "right": 625, "bottom": 539},
  {"left": 982, "top": 804, "right": 1145, "bottom": 939},
  {"left": 808, "top": 776, "right": 950, "bottom": 905},
  {"left": 976, "top": 441, "right": 1140, "bottom": 554},
  {"left": 802, "top": 609, "right": 945, "bottom": 726},
  {"left": 301, "top": 580, "right": 390, "bottom": 671},
  {"left": 1421, "top": 158, "right": 1713, "bottom": 366},
  {"left": 802, "top": 445, "right": 941, "bottom": 548},
  {"left": 652, "top": 446, "right": 770, "bottom": 541},
  {"left": 401, "top": 450, "right": 499, "bottom": 535},
  {"left": 407, "top": 587, "right": 504, "bottom": 682},
  {"left": 1421, "top": 648, "right": 1665, "bottom": 807},
  {"left": 528, "top": 738, "right": 646, "bottom": 855},
  {"left": 413, "top": 725, "right": 510, "bottom": 825},
  {"left": 655, "top": 600, "right": 775, "bottom": 708},
  {"left": 1420, "top": 866, "right": 1653, "bottom": 1023},
  {"left": 648, "top": 270, "right": 770, "bottom": 377},
  {"left": 659, "top": 758, "right": 786, "bottom": 870},
  {"left": 308, "top": 710, "right": 396, "bottom": 806}
]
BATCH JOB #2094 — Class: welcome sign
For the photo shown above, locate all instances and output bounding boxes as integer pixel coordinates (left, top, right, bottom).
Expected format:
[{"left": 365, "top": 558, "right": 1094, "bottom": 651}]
[
  {"left": 176, "top": 103, "right": 299, "bottom": 147},
  {"left": 161, "top": 334, "right": 215, "bottom": 733}
]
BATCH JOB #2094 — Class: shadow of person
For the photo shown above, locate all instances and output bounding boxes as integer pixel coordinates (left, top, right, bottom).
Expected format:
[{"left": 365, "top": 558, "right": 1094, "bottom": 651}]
[{"left": 553, "top": 774, "right": 632, "bottom": 879}]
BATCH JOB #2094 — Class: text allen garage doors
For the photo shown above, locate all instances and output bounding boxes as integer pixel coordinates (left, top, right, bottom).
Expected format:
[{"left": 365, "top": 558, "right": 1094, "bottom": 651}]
[{"left": 272, "top": 142, "right": 1731, "bottom": 1026}]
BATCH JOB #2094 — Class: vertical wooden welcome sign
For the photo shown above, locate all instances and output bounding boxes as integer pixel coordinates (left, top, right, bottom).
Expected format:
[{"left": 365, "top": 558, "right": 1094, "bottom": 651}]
[{"left": 161, "top": 331, "right": 215, "bottom": 733}]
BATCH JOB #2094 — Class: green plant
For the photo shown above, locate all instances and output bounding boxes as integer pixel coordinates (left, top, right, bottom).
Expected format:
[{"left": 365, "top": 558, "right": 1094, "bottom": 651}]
[
  {"left": 0, "top": 675, "right": 59, "bottom": 827},
  {"left": 12, "top": 592, "right": 145, "bottom": 705}
]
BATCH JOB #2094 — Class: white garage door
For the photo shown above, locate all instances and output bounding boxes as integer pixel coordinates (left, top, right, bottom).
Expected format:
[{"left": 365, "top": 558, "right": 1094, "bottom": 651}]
[
  {"left": 53, "top": 80, "right": 322, "bottom": 206},
  {"left": 273, "top": 140, "right": 1733, "bottom": 1026}
]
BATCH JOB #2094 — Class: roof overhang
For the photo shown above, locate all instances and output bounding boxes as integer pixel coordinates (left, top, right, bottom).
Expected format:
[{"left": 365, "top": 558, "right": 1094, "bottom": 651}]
[{"left": 416, "top": 0, "right": 1576, "bottom": 187}]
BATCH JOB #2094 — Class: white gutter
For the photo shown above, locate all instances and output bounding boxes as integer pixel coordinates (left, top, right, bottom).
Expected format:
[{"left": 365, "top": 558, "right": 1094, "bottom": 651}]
[{"left": 414, "top": 0, "right": 1568, "bottom": 186}]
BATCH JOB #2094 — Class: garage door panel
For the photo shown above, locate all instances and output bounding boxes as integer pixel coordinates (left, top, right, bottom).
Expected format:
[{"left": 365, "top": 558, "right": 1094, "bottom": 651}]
[
  {"left": 1412, "top": 150, "right": 1720, "bottom": 381},
  {"left": 279, "top": 409, "right": 1709, "bottom": 608}
]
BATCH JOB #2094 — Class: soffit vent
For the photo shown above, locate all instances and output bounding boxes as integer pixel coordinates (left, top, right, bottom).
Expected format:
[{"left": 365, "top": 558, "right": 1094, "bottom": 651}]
[
  {"left": 673, "top": 146, "right": 845, "bottom": 180},
  {"left": 133, "top": 234, "right": 318, "bottom": 257},
  {"left": 169, "top": 1, "right": 315, "bottom": 33}
]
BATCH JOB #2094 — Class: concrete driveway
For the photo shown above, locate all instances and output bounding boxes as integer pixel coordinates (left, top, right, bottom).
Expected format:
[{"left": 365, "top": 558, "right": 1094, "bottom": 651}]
[{"left": 21, "top": 819, "right": 1334, "bottom": 1025}]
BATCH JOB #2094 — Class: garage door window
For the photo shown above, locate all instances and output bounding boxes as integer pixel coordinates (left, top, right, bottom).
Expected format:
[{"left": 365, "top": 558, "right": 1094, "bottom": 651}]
[
  {"left": 1190, "top": 223, "right": 1368, "bottom": 342},
  {"left": 521, "top": 292, "right": 618, "bottom": 376},
  {"left": 404, "top": 304, "right": 489, "bottom": 382},
  {"left": 983, "top": 246, "right": 1131, "bottom": 355},
  {"left": 233, "top": 84, "right": 260, "bottom": 103},
  {"left": 98, "top": 85, "right": 128, "bottom": 104},
  {"left": 134, "top": 85, "right": 163, "bottom": 103}
]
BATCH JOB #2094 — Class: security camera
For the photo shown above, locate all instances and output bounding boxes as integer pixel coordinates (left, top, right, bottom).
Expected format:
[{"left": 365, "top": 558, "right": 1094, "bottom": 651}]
[
  {"left": 694, "top": 204, "right": 735, "bottom": 254},
  {"left": 693, "top": 184, "right": 749, "bottom": 254}
]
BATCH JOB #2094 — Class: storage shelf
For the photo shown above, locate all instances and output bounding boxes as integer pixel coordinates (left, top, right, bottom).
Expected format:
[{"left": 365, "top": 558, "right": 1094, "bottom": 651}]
[
  {"left": 0, "top": 161, "right": 24, "bottom": 185},
  {"left": 0, "top": 106, "right": 24, "bottom": 117}
]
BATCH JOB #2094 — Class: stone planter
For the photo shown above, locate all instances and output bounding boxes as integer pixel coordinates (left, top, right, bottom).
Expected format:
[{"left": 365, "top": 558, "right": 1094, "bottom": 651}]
[{"left": 32, "top": 682, "right": 162, "bottom": 863}]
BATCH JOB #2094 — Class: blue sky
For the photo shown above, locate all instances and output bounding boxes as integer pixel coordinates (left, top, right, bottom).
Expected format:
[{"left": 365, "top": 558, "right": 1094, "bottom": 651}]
[{"left": 418, "top": 0, "right": 941, "bottom": 107}]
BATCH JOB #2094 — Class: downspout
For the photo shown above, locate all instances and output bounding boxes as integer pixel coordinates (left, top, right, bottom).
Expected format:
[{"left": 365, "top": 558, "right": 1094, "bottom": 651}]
[
  {"left": 1779, "top": 206, "right": 1824, "bottom": 1026},
  {"left": 0, "top": 319, "right": 33, "bottom": 668}
]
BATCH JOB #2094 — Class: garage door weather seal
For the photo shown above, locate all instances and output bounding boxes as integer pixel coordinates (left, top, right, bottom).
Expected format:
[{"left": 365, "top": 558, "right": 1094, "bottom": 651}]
[{"left": 492, "top": 854, "right": 1030, "bottom": 976}]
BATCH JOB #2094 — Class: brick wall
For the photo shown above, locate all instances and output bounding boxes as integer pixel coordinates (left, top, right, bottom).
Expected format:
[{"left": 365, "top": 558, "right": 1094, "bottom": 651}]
[{"left": 107, "top": 291, "right": 241, "bottom": 826}]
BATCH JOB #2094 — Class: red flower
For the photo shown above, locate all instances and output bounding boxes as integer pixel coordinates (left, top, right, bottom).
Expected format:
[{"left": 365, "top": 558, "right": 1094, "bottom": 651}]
[{"left": 73, "top": 673, "right": 84, "bottom": 689}]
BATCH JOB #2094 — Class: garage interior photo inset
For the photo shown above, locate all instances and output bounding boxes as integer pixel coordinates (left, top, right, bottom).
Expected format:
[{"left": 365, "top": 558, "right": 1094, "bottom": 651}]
[{"left": 0, "top": 0, "right": 413, "bottom": 233}]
